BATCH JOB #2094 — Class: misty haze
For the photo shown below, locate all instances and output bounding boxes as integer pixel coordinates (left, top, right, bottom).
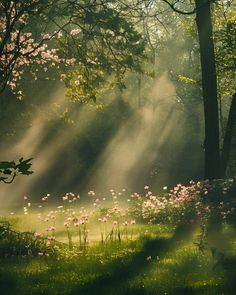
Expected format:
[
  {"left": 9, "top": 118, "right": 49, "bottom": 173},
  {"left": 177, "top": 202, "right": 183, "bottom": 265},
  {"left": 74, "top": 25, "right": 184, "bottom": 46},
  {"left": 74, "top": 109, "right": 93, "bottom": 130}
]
[{"left": 0, "top": 1, "right": 235, "bottom": 295}]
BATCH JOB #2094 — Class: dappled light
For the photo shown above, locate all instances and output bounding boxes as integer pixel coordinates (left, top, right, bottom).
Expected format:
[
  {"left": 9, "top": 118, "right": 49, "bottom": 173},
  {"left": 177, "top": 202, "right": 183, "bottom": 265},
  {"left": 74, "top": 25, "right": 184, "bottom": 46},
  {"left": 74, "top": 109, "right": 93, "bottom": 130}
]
[
  {"left": 88, "top": 73, "right": 181, "bottom": 191},
  {"left": 0, "top": 73, "right": 204, "bottom": 208},
  {"left": 0, "top": 0, "right": 235, "bottom": 294},
  {"left": 0, "top": 88, "right": 100, "bottom": 207}
]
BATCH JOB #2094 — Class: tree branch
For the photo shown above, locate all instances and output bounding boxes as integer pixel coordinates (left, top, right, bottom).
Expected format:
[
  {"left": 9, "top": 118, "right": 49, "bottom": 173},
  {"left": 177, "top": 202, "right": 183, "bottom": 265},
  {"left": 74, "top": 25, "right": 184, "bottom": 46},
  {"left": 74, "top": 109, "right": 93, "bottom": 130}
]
[{"left": 162, "top": 0, "right": 196, "bottom": 15}]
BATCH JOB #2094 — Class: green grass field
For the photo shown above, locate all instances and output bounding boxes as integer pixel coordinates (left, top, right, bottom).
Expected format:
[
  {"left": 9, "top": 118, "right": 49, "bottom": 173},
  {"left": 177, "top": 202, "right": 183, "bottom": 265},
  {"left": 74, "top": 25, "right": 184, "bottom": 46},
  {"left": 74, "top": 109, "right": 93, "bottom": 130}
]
[
  {"left": 1, "top": 182, "right": 236, "bottom": 295},
  {"left": 1, "top": 212, "right": 236, "bottom": 295}
]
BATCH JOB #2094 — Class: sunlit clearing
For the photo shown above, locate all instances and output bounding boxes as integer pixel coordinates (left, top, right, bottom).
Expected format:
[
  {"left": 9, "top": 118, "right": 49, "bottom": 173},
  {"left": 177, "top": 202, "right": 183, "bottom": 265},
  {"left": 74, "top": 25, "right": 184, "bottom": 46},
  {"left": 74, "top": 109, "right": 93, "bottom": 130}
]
[{"left": 0, "top": 73, "right": 204, "bottom": 211}]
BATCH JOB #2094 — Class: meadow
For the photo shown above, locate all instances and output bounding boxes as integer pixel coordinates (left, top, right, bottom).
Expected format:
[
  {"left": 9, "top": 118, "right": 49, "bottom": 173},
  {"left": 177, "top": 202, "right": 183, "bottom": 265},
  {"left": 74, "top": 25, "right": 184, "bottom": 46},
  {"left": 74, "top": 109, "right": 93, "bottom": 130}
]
[
  {"left": 1, "top": 180, "right": 236, "bottom": 295},
  {"left": 1, "top": 1, "right": 235, "bottom": 294}
]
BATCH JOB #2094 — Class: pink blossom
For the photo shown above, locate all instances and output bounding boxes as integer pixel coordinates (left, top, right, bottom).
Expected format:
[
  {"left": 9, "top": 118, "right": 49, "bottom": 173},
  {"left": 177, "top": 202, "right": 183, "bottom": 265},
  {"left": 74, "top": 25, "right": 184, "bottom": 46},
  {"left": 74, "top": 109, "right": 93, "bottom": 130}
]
[{"left": 70, "top": 28, "right": 81, "bottom": 36}]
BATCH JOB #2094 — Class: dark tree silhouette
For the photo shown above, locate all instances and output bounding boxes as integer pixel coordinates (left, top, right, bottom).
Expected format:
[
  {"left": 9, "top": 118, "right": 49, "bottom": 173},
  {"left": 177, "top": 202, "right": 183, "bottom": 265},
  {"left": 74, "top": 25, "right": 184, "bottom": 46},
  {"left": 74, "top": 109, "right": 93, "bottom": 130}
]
[{"left": 162, "top": 0, "right": 235, "bottom": 179}]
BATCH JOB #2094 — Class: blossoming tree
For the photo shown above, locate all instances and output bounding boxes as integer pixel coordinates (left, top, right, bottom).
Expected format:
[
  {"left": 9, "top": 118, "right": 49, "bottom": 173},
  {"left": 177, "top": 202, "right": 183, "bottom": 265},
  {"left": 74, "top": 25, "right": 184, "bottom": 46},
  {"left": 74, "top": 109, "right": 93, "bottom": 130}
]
[{"left": 0, "top": 0, "right": 145, "bottom": 183}]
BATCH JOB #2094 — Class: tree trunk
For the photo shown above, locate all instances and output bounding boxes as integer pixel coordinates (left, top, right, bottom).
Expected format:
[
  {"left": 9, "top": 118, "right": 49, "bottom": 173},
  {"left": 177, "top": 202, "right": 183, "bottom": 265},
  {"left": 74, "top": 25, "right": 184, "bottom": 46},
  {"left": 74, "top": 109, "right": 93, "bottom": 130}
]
[
  {"left": 220, "top": 93, "right": 236, "bottom": 177},
  {"left": 195, "top": 0, "right": 220, "bottom": 179}
]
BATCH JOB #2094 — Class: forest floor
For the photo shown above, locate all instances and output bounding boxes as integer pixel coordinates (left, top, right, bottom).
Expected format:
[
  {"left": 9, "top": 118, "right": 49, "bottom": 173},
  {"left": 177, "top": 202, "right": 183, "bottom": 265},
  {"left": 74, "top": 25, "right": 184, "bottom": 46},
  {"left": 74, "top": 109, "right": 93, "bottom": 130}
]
[{"left": 1, "top": 212, "right": 236, "bottom": 295}]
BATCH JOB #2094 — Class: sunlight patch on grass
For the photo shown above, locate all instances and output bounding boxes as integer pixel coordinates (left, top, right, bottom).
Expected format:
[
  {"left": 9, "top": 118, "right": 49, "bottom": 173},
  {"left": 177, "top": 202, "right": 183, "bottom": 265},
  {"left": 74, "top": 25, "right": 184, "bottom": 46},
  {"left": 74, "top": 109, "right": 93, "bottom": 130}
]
[
  {"left": 190, "top": 277, "right": 225, "bottom": 288},
  {"left": 127, "top": 240, "right": 225, "bottom": 295}
]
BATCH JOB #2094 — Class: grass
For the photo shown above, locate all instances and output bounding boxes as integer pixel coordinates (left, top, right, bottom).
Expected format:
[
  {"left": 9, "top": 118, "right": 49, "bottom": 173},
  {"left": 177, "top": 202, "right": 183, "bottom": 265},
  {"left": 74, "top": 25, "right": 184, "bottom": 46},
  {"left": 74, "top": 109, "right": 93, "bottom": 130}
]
[
  {"left": 1, "top": 184, "right": 236, "bottom": 295},
  {"left": 1, "top": 216, "right": 236, "bottom": 295}
]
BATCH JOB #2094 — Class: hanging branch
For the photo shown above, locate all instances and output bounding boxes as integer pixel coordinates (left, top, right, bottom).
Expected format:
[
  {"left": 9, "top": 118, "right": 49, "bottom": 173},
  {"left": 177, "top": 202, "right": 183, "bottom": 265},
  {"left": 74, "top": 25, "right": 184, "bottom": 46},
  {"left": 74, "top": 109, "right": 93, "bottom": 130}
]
[
  {"left": 162, "top": 0, "right": 196, "bottom": 15},
  {"left": 0, "top": 158, "right": 33, "bottom": 184}
]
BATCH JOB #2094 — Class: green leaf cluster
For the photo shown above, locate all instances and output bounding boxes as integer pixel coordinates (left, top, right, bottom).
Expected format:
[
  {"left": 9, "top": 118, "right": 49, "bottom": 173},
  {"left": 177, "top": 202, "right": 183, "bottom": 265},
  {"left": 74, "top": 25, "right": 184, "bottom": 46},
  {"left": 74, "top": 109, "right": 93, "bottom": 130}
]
[{"left": 0, "top": 158, "right": 33, "bottom": 184}]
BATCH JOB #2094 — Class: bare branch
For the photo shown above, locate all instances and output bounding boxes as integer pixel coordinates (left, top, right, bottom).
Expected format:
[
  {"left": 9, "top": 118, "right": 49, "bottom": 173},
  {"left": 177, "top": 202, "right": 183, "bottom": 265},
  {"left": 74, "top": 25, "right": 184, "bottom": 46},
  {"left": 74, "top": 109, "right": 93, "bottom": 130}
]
[{"left": 162, "top": 0, "right": 196, "bottom": 15}]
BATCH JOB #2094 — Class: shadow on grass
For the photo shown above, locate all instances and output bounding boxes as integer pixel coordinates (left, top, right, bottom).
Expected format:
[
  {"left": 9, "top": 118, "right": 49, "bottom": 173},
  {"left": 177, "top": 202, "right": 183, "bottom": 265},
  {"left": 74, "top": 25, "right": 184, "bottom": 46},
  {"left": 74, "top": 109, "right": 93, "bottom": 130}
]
[
  {"left": 68, "top": 223, "right": 197, "bottom": 295},
  {"left": 219, "top": 256, "right": 236, "bottom": 295},
  {"left": 2, "top": 223, "right": 234, "bottom": 295},
  {"left": 0, "top": 271, "right": 18, "bottom": 294}
]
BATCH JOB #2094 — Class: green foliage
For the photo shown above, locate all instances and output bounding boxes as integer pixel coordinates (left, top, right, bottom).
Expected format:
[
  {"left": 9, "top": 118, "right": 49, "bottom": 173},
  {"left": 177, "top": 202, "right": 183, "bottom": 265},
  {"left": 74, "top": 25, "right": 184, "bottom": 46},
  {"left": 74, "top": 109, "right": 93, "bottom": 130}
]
[
  {"left": 56, "top": 1, "right": 145, "bottom": 103},
  {"left": 0, "top": 158, "right": 33, "bottom": 184},
  {"left": 0, "top": 221, "right": 53, "bottom": 256},
  {"left": 213, "top": 3, "right": 236, "bottom": 97},
  {"left": 178, "top": 74, "right": 197, "bottom": 85}
]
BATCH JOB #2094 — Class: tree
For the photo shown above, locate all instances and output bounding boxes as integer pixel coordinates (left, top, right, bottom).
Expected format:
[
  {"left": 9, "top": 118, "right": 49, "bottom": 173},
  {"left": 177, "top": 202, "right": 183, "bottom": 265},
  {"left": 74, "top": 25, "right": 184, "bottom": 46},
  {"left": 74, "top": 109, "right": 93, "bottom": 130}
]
[
  {"left": 195, "top": 0, "right": 220, "bottom": 179},
  {"left": 0, "top": 0, "right": 77, "bottom": 184},
  {"left": 57, "top": 1, "right": 145, "bottom": 103},
  {"left": 213, "top": 1, "right": 236, "bottom": 176},
  {"left": 221, "top": 93, "right": 236, "bottom": 176},
  {"left": 0, "top": 0, "right": 146, "bottom": 184},
  {"left": 118, "top": 0, "right": 235, "bottom": 179},
  {"left": 0, "top": 0, "right": 145, "bottom": 102},
  {"left": 0, "top": 0, "right": 83, "bottom": 101},
  {"left": 153, "top": 0, "right": 235, "bottom": 179}
]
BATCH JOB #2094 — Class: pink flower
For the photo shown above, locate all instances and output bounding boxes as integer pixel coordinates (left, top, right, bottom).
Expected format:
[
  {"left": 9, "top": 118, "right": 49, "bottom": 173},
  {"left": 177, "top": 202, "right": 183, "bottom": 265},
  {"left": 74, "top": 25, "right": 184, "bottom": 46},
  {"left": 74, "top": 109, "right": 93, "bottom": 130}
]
[
  {"left": 42, "top": 33, "right": 51, "bottom": 40},
  {"left": 47, "top": 236, "right": 55, "bottom": 241},
  {"left": 64, "top": 222, "right": 70, "bottom": 228},
  {"left": 34, "top": 232, "right": 41, "bottom": 238},
  {"left": 70, "top": 28, "right": 81, "bottom": 36}
]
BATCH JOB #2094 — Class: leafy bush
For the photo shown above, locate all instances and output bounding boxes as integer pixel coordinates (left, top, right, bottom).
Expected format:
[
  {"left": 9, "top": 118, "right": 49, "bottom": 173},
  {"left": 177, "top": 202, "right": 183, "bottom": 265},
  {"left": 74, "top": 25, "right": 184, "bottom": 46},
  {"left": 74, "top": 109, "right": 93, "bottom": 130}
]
[{"left": 0, "top": 221, "right": 56, "bottom": 257}]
